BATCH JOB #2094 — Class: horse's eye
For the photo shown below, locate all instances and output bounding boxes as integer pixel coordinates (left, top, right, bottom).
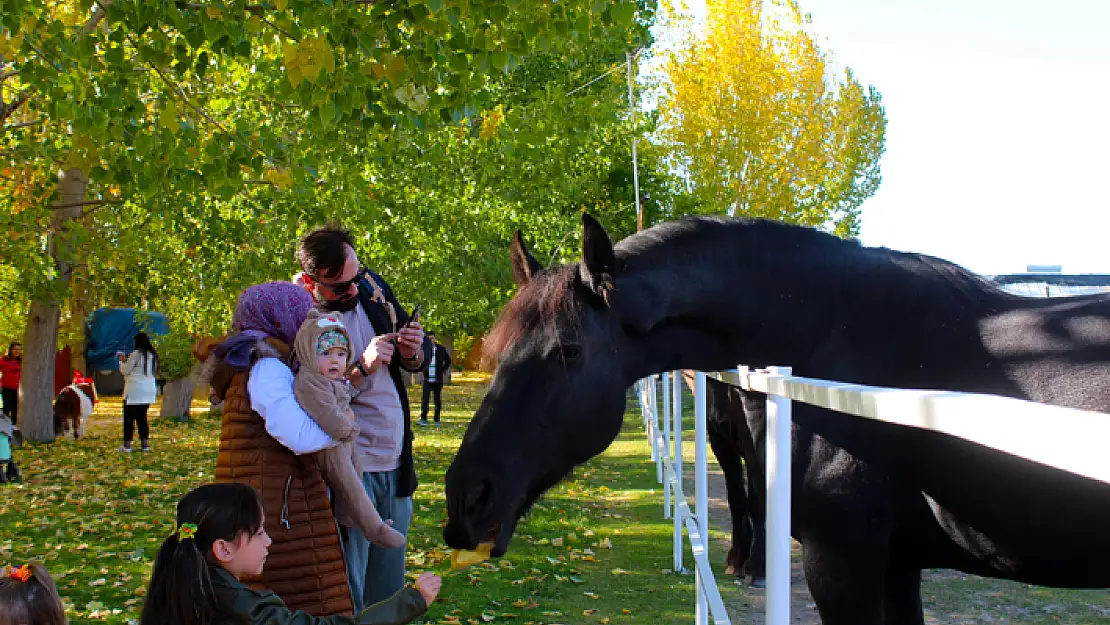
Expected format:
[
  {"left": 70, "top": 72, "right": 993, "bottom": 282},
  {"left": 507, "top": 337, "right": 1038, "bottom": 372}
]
[{"left": 560, "top": 345, "right": 581, "bottom": 362}]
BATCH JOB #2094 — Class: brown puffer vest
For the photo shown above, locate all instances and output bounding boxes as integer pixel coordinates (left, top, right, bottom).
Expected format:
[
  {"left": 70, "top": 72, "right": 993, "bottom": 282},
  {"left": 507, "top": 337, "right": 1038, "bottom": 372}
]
[{"left": 214, "top": 370, "right": 353, "bottom": 616}]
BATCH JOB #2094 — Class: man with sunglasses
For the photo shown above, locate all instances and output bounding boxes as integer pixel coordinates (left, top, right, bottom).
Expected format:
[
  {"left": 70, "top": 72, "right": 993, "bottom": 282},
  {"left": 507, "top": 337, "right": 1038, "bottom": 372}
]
[{"left": 296, "top": 226, "right": 432, "bottom": 611}]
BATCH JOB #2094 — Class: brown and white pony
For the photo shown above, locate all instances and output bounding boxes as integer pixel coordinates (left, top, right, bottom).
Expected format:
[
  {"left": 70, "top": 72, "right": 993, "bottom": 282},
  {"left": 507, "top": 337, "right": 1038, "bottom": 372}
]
[{"left": 54, "top": 380, "right": 97, "bottom": 439}]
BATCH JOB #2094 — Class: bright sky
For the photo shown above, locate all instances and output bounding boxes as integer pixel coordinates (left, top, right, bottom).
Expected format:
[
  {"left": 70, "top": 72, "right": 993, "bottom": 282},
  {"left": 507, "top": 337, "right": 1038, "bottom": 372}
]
[{"left": 662, "top": 0, "right": 1110, "bottom": 276}]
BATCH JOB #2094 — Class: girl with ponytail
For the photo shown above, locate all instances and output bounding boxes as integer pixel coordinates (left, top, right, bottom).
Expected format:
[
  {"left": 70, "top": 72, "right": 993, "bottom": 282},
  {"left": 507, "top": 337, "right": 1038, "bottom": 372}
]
[{"left": 141, "top": 483, "right": 440, "bottom": 625}]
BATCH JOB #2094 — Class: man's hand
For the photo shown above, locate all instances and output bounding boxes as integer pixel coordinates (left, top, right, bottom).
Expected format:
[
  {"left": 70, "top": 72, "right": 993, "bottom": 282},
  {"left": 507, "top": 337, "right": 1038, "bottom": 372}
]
[
  {"left": 361, "top": 333, "right": 397, "bottom": 373},
  {"left": 397, "top": 319, "right": 425, "bottom": 362}
]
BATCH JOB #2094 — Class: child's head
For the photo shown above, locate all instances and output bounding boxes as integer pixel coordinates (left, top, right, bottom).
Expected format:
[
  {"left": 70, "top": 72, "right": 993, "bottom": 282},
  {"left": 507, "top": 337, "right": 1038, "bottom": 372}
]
[
  {"left": 0, "top": 562, "right": 66, "bottom": 625},
  {"left": 294, "top": 310, "right": 352, "bottom": 380},
  {"left": 316, "top": 329, "right": 350, "bottom": 380},
  {"left": 140, "top": 483, "right": 270, "bottom": 625}
]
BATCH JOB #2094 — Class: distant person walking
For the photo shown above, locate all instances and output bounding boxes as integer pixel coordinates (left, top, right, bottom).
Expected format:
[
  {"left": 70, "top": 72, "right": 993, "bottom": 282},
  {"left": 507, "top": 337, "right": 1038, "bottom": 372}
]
[
  {"left": 118, "top": 332, "right": 158, "bottom": 452},
  {"left": 0, "top": 342, "right": 21, "bottom": 425},
  {"left": 418, "top": 333, "right": 451, "bottom": 427}
]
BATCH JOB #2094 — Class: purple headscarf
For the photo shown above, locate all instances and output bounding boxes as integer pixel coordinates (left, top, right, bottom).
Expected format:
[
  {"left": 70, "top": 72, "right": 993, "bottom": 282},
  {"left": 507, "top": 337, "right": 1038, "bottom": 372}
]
[{"left": 215, "top": 281, "right": 314, "bottom": 370}]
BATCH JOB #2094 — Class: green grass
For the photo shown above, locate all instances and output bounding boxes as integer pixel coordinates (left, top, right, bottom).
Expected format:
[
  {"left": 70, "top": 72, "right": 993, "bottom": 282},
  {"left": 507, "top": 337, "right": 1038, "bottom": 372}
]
[
  {"left": 4, "top": 374, "right": 1105, "bottom": 625},
  {"left": 0, "top": 373, "right": 727, "bottom": 624}
]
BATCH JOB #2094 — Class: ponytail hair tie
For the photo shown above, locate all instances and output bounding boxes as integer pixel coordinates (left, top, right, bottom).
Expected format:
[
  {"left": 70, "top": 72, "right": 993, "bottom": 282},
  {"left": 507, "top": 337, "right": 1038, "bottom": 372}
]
[
  {"left": 176, "top": 523, "right": 198, "bottom": 541},
  {"left": 8, "top": 565, "right": 32, "bottom": 583}
]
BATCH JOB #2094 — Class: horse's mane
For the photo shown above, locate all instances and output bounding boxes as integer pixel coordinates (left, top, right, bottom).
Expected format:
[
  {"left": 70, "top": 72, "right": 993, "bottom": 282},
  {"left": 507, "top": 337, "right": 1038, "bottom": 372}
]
[{"left": 483, "top": 266, "right": 581, "bottom": 369}]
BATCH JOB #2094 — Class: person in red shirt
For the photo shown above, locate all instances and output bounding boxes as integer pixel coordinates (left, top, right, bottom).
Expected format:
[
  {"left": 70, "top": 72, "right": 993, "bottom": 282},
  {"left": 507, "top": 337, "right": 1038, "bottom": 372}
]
[{"left": 0, "top": 342, "right": 20, "bottom": 425}]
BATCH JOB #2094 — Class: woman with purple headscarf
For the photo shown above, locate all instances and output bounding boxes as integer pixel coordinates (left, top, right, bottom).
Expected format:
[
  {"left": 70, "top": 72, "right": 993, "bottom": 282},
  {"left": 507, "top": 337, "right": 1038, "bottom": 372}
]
[{"left": 209, "top": 282, "right": 354, "bottom": 616}]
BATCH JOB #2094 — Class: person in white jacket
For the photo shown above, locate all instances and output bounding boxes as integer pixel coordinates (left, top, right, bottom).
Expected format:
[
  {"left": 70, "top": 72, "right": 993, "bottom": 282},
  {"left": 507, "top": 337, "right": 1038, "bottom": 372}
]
[{"left": 118, "top": 332, "right": 158, "bottom": 452}]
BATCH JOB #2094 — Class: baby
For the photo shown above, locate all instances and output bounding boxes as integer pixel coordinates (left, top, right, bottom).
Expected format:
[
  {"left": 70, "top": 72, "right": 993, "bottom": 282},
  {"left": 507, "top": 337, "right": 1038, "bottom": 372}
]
[{"left": 293, "top": 310, "right": 405, "bottom": 548}]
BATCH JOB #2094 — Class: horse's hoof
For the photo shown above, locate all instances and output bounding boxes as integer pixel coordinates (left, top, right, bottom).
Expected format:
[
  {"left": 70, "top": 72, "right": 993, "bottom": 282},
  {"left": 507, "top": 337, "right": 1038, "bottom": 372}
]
[{"left": 749, "top": 577, "right": 767, "bottom": 589}]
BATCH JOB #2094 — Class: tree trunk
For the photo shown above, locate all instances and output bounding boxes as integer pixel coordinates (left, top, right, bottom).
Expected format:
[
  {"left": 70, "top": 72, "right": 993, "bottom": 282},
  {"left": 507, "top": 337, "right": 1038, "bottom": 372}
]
[
  {"left": 21, "top": 301, "right": 60, "bottom": 441},
  {"left": 20, "top": 168, "right": 87, "bottom": 442},
  {"left": 160, "top": 376, "right": 196, "bottom": 421},
  {"left": 69, "top": 277, "right": 91, "bottom": 375}
]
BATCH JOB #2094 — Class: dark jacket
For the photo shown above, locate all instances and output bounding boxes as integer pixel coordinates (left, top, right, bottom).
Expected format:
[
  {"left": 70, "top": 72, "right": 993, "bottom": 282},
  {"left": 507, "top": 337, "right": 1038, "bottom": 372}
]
[
  {"left": 424, "top": 344, "right": 452, "bottom": 385},
  {"left": 211, "top": 565, "right": 427, "bottom": 625},
  {"left": 357, "top": 271, "right": 432, "bottom": 499}
]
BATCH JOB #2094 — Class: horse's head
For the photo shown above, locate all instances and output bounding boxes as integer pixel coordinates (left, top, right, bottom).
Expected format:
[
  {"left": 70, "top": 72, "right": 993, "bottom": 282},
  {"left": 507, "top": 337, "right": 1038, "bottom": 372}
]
[
  {"left": 76, "top": 381, "right": 97, "bottom": 404},
  {"left": 444, "top": 214, "right": 635, "bottom": 555}
]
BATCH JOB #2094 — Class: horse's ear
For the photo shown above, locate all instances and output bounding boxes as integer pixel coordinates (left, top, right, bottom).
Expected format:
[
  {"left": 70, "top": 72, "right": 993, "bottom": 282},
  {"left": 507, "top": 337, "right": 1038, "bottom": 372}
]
[
  {"left": 509, "top": 229, "right": 543, "bottom": 286},
  {"left": 580, "top": 213, "right": 616, "bottom": 304}
]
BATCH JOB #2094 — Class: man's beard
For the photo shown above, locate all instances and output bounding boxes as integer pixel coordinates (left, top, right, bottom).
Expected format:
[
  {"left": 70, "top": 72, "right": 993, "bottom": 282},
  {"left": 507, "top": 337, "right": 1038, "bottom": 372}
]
[{"left": 321, "top": 294, "right": 359, "bottom": 312}]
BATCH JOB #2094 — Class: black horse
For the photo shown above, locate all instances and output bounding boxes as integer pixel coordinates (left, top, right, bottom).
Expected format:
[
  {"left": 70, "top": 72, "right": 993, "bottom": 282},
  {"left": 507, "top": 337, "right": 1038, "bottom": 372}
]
[{"left": 445, "top": 214, "right": 1110, "bottom": 625}]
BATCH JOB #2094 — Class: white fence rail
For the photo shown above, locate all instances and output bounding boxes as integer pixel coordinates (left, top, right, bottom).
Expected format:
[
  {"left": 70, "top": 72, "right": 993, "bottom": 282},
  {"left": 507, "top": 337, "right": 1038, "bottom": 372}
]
[{"left": 637, "top": 366, "right": 1110, "bottom": 625}]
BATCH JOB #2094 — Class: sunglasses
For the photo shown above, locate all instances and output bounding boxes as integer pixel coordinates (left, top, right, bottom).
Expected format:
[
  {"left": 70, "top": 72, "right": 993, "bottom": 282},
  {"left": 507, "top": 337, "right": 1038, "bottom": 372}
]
[{"left": 314, "top": 267, "right": 367, "bottom": 294}]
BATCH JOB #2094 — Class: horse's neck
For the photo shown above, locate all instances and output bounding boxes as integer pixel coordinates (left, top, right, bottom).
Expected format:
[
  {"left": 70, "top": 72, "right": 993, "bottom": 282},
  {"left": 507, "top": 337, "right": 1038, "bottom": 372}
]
[
  {"left": 618, "top": 240, "right": 1006, "bottom": 382},
  {"left": 618, "top": 255, "right": 841, "bottom": 378}
]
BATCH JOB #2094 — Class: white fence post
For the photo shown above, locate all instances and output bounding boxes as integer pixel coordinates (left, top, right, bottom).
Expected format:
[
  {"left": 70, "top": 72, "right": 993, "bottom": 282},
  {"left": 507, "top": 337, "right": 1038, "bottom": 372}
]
[
  {"left": 765, "top": 366, "right": 793, "bottom": 625},
  {"left": 673, "top": 370, "right": 685, "bottom": 573},
  {"left": 695, "top": 371, "right": 710, "bottom": 625},
  {"left": 663, "top": 371, "right": 672, "bottom": 519},
  {"left": 648, "top": 377, "right": 657, "bottom": 484}
]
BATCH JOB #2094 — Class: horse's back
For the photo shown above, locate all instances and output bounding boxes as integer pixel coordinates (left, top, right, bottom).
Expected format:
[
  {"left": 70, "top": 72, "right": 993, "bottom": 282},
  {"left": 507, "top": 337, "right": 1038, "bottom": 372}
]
[{"left": 982, "top": 293, "right": 1110, "bottom": 412}]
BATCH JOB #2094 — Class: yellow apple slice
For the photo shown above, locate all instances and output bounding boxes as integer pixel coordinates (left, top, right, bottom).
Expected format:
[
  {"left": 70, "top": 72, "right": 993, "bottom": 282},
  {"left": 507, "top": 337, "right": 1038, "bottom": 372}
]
[{"left": 450, "top": 542, "right": 493, "bottom": 570}]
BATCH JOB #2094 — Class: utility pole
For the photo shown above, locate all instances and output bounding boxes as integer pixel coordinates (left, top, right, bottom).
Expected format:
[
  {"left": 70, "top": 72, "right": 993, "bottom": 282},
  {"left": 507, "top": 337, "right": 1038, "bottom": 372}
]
[{"left": 627, "top": 49, "right": 642, "bottom": 231}]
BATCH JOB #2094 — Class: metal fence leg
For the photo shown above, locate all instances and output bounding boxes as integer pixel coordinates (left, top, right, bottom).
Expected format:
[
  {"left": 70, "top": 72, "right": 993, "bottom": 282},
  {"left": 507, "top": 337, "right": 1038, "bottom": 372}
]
[
  {"left": 673, "top": 370, "right": 684, "bottom": 573},
  {"left": 663, "top": 371, "right": 672, "bottom": 519},
  {"left": 695, "top": 372, "right": 709, "bottom": 625},
  {"left": 765, "top": 366, "right": 793, "bottom": 625},
  {"left": 648, "top": 377, "right": 657, "bottom": 484}
]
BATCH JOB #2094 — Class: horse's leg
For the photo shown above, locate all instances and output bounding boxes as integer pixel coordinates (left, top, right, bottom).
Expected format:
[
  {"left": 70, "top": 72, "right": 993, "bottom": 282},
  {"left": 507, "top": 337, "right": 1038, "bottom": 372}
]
[
  {"left": 707, "top": 423, "right": 751, "bottom": 576},
  {"left": 737, "top": 389, "right": 767, "bottom": 583},
  {"left": 882, "top": 567, "right": 925, "bottom": 625},
  {"left": 706, "top": 377, "right": 758, "bottom": 580},
  {"left": 802, "top": 540, "right": 886, "bottom": 625},
  {"left": 741, "top": 455, "right": 766, "bottom": 584}
]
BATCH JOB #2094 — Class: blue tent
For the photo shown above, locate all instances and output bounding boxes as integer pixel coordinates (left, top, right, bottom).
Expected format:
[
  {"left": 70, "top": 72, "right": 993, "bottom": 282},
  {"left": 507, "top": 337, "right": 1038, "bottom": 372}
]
[{"left": 85, "top": 308, "right": 170, "bottom": 372}]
